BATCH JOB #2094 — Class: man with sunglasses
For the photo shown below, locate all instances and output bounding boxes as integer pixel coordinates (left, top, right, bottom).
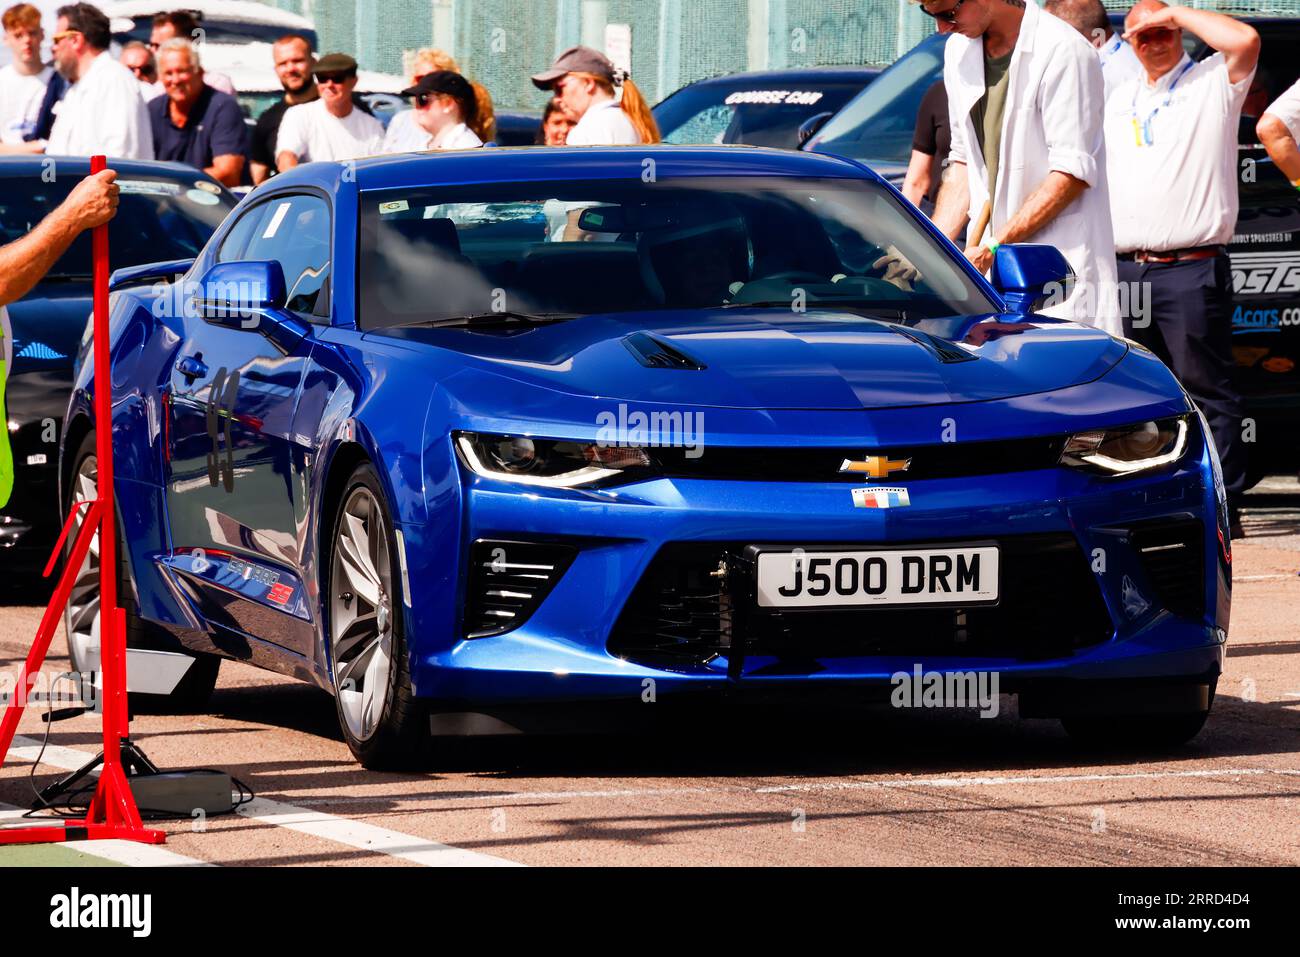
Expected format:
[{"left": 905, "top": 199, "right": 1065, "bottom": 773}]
[
  {"left": 1104, "top": 1, "right": 1260, "bottom": 525},
  {"left": 120, "top": 41, "right": 156, "bottom": 90},
  {"left": 275, "top": 53, "right": 383, "bottom": 171},
  {"left": 925, "top": 0, "right": 1122, "bottom": 336},
  {"left": 45, "top": 3, "right": 152, "bottom": 159}
]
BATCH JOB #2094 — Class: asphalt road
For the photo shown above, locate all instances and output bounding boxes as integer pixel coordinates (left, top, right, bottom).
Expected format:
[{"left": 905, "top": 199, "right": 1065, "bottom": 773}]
[{"left": 1, "top": 479, "right": 1297, "bottom": 867}]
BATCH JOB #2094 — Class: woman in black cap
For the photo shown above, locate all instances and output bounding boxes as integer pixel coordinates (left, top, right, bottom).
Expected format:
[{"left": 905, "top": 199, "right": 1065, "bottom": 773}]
[
  {"left": 530, "top": 45, "right": 659, "bottom": 145},
  {"left": 400, "top": 69, "right": 483, "bottom": 150}
]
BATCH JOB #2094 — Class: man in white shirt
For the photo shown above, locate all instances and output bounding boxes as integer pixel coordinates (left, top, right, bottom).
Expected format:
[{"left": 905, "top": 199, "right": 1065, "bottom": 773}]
[
  {"left": 1258, "top": 79, "right": 1300, "bottom": 189},
  {"left": 925, "top": 0, "right": 1121, "bottom": 334},
  {"left": 1044, "top": 0, "right": 1143, "bottom": 98},
  {"left": 276, "top": 53, "right": 383, "bottom": 169},
  {"left": 0, "top": 3, "right": 53, "bottom": 150},
  {"left": 45, "top": 3, "right": 153, "bottom": 160},
  {"left": 1104, "top": 0, "right": 1259, "bottom": 522}
]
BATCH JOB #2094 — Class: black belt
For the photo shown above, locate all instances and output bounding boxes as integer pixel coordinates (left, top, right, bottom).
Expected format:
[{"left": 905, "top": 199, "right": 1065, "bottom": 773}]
[{"left": 1117, "top": 245, "right": 1225, "bottom": 264}]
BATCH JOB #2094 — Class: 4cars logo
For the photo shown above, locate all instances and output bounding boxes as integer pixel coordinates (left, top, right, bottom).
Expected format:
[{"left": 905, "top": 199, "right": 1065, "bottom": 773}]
[
  {"left": 839, "top": 454, "right": 911, "bottom": 478},
  {"left": 1230, "top": 250, "right": 1300, "bottom": 297}
]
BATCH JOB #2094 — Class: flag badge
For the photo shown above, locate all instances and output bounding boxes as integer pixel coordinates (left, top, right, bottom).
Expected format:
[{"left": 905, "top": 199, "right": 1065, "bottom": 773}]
[{"left": 851, "top": 486, "right": 911, "bottom": 509}]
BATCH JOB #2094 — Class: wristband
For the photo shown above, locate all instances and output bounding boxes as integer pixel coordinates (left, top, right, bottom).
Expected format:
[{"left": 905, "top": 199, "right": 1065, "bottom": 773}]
[{"left": 984, "top": 237, "right": 1000, "bottom": 254}]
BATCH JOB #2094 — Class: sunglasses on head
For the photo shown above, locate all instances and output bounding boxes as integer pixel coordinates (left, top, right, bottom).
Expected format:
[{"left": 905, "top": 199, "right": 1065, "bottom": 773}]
[{"left": 919, "top": 0, "right": 966, "bottom": 24}]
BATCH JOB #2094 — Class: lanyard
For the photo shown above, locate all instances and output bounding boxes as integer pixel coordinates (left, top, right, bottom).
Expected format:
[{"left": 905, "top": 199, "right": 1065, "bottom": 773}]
[{"left": 1130, "top": 59, "right": 1194, "bottom": 147}]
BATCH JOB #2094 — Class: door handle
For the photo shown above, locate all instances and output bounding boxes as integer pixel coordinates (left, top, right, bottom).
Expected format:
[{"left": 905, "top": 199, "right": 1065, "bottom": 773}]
[{"left": 175, "top": 355, "right": 209, "bottom": 382}]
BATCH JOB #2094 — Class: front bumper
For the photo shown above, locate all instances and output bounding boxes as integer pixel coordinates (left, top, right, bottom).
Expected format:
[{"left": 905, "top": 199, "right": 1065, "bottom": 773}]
[{"left": 401, "top": 430, "right": 1230, "bottom": 707}]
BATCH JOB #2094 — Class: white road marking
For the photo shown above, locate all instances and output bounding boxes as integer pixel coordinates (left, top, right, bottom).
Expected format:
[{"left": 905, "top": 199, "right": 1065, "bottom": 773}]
[
  {"left": 0, "top": 805, "right": 213, "bottom": 867},
  {"left": 7, "top": 735, "right": 522, "bottom": 868},
  {"left": 1234, "top": 574, "right": 1294, "bottom": 582}
]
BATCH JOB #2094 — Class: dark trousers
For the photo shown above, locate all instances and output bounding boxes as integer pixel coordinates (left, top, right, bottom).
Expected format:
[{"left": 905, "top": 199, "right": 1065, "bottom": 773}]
[{"left": 1117, "top": 253, "right": 1246, "bottom": 497}]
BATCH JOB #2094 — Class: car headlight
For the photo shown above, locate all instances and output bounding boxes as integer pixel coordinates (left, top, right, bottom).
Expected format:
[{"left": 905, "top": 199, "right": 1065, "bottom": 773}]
[
  {"left": 455, "top": 432, "right": 653, "bottom": 488},
  {"left": 1059, "top": 416, "right": 1189, "bottom": 475}
]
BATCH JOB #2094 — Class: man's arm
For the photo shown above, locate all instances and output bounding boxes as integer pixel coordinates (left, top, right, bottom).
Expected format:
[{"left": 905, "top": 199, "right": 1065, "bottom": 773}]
[
  {"left": 276, "top": 150, "right": 300, "bottom": 172},
  {"left": 206, "top": 154, "right": 245, "bottom": 188},
  {"left": 205, "top": 99, "right": 250, "bottom": 188},
  {"left": 1125, "top": 6, "right": 1260, "bottom": 84},
  {"left": 1258, "top": 113, "right": 1300, "bottom": 184},
  {"left": 0, "top": 169, "right": 119, "bottom": 307},
  {"left": 0, "top": 141, "right": 45, "bottom": 154},
  {"left": 932, "top": 160, "right": 970, "bottom": 242},
  {"left": 965, "top": 171, "right": 1087, "bottom": 272},
  {"left": 901, "top": 150, "right": 933, "bottom": 207},
  {"left": 250, "top": 161, "right": 272, "bottom": 184}
]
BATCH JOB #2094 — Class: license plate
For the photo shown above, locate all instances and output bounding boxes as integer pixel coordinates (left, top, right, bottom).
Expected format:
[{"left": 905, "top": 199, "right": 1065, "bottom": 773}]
[{"left": 755, "top": 545, "right": 999, "bottom": 609}]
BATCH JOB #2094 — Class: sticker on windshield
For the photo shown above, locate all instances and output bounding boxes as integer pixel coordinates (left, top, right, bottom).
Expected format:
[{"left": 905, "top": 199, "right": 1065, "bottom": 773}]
[
  {"left": 724, "top": 90, "right": 825, "bottom": 106},
  {"left": 261, "top": 201, "right": 293, "bottom": 239},
  {"left": 379, "top": 200, "right": 409, "bottom": 215},
  {"left": 117, "top": 179, "right": 181, "bottom": 195},
  {"left": 185, "top": 188, "right": 220, "bottom": 206}
]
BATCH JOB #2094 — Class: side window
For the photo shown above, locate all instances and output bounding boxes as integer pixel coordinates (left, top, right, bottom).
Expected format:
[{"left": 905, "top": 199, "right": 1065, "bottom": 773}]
[{"left": 216, "top": 193, "right": 332, "bottom": 321}]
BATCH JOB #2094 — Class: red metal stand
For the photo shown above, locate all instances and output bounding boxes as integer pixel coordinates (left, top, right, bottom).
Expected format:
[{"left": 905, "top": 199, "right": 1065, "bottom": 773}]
[{"left": 0, "top": 155, "right": 165, "bottom": 845}]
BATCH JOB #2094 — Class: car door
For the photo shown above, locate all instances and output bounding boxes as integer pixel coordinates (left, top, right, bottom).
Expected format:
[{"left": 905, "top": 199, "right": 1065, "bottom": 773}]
[{"left": 164, "top": 191, "right": 333, "bottom": 647}]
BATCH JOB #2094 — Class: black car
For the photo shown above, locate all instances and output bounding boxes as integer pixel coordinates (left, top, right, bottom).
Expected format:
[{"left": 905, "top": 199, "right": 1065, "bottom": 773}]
[
  {"left": 807, "top": 17, "right": 1300, "bottom": 481},
  {"left": 0, "top": 158, "right": 236, "bottom": 564},
  {"left": 654, "top": 66, "right": 881, "bottom": 149}
]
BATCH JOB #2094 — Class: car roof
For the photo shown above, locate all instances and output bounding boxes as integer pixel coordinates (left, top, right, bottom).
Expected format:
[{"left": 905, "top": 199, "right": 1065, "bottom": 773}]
[
  {"left": 669, "top": 66, "right": 883, "bottom": 91},
  {"left": 0, "top": 155, "right": 228, "bottom": 186},
  {"left": 286, "top": 145, "right": 881, "bottom": 192}
]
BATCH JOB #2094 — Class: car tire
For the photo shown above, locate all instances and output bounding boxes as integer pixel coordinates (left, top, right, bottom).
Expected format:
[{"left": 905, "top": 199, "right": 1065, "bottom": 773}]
[
  {"left": 1059, "top": 680, "right": 1215, "bottom": 750},
  {"left": 64, "top": 430, "right": 220, "bottom": 713},
  {"left": 325, "top": 462, "right": 429, "bottom": 770}
]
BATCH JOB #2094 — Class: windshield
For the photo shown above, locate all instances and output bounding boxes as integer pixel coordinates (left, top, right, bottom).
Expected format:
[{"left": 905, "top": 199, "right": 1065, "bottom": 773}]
[
  {"left": 114, "top": 19, "right": 316, "bottom": 48},
  {"left": 656, "top": 79, "right": 871, "bottom": 148},
  {"left": 358, "top": 176, "right": 996, "bottom": 329},
  {"left": 0, "top": 174, "right": 235, "bottom": 280},
  {"left": 806, "top": 34, "right": 945, "bottom": 165}
]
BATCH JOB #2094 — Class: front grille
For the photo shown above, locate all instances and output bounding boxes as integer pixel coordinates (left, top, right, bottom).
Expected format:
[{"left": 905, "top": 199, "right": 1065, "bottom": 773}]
[
  {"left": 650, "top": 434, "right": 1068, "bottom": 483},
  {"left": 609, "top": 534, "right": 1113, "bottom": 667},
  {"left": 463, "top": 539, "right": 577, "bottom": 638},
  {"left": 1130, "top": 518, "right": 1205, "bottom": 619}
]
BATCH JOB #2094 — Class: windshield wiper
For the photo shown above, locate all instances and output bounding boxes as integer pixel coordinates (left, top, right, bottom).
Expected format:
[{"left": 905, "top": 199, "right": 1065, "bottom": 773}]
[{"left": 404, "top": 311, "right": 579, "bottom": 329}]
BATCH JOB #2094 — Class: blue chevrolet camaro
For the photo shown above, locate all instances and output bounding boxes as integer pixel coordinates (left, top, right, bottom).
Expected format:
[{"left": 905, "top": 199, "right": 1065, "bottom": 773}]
[{"left": 62, "top": 146, "right": 1230, "bottom": 768}]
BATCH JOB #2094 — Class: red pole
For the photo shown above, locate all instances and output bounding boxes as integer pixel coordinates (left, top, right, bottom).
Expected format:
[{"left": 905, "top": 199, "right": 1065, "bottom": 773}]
[
  {"left": 88, "top": 155, "right": 126, "bottom": 747},
  {"left": 0, "top": 156, "right": 163, "bottom": 845}
]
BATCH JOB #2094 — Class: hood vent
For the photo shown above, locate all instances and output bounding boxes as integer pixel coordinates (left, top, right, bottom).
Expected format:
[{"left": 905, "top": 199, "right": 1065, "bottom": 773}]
[
  {"left": 897, "top": 327, "right": 978, "bottom": 364},
  {"left": 622, "top": 332, "right": 706, "bottom": 371}
]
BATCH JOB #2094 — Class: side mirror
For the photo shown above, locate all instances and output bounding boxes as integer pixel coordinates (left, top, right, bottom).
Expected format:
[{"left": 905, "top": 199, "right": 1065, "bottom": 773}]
[
  {"left": 193, "top": 260, "right": 287, "bottom": 328},
  {"left": 109, "top": 258, "right": 194, "bottom": 292},
  {"left": 797, "top": 111, "right": 834, "bottom": 147},
  {"left": 990, "top": 243, "right": 1075, "bottom": 316}
]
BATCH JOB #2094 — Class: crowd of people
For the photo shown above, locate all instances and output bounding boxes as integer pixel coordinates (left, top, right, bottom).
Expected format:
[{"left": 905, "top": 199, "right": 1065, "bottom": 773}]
[
  {"left": 906, "top": 0, "right": 1300, "bottom": 531},
  {"left": 0, "top": 1, "right": 661, "bottom": 189}
]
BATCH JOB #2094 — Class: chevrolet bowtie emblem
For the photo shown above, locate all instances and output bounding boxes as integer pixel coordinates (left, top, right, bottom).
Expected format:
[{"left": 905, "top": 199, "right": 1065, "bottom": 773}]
[{"left": 839, "top": 455, "right": 911, "bottom": 478}]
